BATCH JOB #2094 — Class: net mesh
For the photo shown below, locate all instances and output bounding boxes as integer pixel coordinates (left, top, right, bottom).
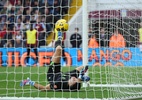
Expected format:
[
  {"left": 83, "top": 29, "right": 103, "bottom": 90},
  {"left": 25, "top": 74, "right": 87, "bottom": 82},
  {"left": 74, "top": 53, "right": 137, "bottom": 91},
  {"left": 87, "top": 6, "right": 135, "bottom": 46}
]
[{"left": 0, "top": 0, "right": 142, "bottom": 99}]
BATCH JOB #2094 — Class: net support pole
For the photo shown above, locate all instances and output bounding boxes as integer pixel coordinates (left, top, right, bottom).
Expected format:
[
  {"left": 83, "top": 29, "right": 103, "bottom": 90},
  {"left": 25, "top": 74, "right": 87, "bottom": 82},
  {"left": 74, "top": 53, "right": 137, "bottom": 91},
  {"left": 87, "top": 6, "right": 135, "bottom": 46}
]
[
  {"left": 82, "top": 0, "right": 88, "bottom": 67},
  {"left": 82, "top": 0, "right": 89, "bottom": 88}
]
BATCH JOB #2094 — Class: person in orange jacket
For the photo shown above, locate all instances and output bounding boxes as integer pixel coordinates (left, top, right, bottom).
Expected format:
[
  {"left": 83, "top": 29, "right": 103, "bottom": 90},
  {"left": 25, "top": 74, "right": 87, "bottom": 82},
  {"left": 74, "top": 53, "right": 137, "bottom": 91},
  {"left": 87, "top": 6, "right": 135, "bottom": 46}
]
[
  {"left": 109, "top": 28, "right": 126, "bottom": 48},
  {"left": 88, "top": 34, "right": 99, "bottom": 48}
]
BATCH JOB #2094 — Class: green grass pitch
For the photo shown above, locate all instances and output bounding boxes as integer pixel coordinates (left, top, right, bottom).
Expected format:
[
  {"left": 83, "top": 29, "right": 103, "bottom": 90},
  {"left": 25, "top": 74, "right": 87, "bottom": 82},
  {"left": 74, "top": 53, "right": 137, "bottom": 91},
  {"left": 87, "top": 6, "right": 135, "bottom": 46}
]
[{"left": 0, "top": 66, "right": 142, "bottom": 99}]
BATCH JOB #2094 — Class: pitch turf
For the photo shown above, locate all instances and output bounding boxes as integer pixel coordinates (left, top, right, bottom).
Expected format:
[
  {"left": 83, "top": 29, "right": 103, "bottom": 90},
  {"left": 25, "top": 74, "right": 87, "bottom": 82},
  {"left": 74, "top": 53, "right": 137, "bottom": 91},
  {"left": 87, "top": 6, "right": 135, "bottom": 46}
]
[{"left": 0, "top": 66, "right": 142, "bottom": 99}]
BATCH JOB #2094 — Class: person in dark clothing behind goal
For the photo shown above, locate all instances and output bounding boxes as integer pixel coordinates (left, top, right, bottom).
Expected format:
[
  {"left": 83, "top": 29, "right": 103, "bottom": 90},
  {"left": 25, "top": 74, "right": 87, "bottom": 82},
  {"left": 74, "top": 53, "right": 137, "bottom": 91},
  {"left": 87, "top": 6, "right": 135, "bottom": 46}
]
[
  {"left": 70, "top": 27, "right": 82, "bottom": 48},
  {"left": 20, "top": 39, "right": 90, "bottom": 91},
  {"left": 25, "top": 24, "right": 38, "bottom": 66}
]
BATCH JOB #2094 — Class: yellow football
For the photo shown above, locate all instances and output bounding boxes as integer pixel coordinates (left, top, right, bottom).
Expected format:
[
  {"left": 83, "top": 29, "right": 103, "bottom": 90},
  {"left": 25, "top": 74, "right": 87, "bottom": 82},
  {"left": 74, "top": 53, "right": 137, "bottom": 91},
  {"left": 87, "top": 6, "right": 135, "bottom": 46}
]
[{"left": 55, "top": 19, "right": 69, "bottom": 31}]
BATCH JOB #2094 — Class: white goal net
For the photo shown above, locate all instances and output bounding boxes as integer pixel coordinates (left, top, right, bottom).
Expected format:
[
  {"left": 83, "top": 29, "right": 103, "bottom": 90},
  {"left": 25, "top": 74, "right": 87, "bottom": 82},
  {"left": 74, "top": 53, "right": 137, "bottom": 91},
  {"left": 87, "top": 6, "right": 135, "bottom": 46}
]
[{"left": 1, "top": 0, "right": 142, "bottom": 100}]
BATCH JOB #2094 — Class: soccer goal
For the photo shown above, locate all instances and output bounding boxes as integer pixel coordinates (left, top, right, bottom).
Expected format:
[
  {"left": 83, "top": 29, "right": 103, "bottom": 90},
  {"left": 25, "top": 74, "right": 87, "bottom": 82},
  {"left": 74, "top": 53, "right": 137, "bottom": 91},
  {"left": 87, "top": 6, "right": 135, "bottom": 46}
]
[{"left": 1, "top": 0, "right": 142, "bottom": 100}]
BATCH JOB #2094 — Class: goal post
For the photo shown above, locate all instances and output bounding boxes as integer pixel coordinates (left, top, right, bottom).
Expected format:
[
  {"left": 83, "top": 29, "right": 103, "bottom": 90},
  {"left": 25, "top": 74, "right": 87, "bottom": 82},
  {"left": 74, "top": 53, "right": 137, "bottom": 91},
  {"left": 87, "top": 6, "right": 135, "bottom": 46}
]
[{"left": 82, "top": 0, "right": 88, "bottom": 67}]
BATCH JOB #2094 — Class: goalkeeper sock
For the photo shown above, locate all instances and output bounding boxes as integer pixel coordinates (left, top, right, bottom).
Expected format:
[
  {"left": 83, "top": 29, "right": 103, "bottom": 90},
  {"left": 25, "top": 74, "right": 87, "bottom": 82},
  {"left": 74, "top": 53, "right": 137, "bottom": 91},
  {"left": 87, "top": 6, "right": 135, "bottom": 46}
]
[
  {"left": 29, "top": 81, "right": 35, "bottom": 86},
  {"left": 58, "top": 31, "right": 63, "bottom": 40},
  {"left": 20, "top": 78, "right": 35, "bottom": 86},
  {"left": 27, "top": 77, "right": 35, "bottom": 86}
]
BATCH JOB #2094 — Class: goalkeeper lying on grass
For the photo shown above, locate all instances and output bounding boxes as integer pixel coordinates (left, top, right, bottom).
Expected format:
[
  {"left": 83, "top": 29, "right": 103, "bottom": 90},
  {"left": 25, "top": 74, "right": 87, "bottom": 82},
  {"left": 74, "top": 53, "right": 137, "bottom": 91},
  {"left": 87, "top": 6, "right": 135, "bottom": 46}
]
[{"left": 20, "top": 32, "right": 90, "bottom": 91}]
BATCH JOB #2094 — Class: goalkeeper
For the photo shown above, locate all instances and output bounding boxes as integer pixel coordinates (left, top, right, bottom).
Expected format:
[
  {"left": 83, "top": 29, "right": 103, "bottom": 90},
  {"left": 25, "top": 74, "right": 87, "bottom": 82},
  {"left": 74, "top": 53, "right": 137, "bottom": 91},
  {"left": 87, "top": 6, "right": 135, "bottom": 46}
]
[
  {"left": 20, "top": 37, "right": 90, "bottom": 91},
  {"left": 20, "top": 19, "right": 90, "bottom": 91}
]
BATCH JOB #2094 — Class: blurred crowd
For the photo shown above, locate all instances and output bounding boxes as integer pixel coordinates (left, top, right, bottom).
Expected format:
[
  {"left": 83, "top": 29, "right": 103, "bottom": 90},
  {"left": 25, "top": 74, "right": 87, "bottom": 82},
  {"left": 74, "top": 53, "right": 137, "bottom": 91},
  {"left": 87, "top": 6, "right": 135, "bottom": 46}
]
[
  {"left": 0, "top": 0, "right": 71, "bottom": 47},
  {"left": 70, "top": 27, "right": 126, "bottom": 48}
]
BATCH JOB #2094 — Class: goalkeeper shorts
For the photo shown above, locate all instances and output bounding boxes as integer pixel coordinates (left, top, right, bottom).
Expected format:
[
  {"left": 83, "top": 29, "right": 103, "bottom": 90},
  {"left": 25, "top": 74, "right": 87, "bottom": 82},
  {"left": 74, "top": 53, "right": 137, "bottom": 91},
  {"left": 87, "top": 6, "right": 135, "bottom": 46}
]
[{"left": 47, "top": 62, "right": 61, "bottom": 82}]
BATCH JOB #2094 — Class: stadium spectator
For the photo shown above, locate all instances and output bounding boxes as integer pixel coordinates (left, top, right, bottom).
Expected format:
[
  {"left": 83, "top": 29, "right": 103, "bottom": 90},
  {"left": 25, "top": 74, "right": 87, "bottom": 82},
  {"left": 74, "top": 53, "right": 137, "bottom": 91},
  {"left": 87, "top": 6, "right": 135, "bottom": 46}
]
[
  {"left": 48, "top": 0, "right": 60, "bottom": 18},
  {"left": 14, "top": 31, "right": 25, "bottom": 47},
  {"left": 30, "top": 16, "right": 36, "bottom": 24},
  {"left": 70, "top": 27, "right": 82, "bottom": 48},
  {"left": 61, "top": 0, "right": 70, "bottom": 15},
  {"left": 38, "top": 0, "right": 47, "bottom": 14},
  {"left": 88, "top": 34, "right": 99, "bottom": 48},
  {"left": 0, "top": 0, "right": 71, "bottom": 48},
  {"left": 2, "top": 27, "right": 14, "bottom": 47},
  {"left": 11, "top": 26, "right": 18, "bottom": 36},
  {"left": 45, "top": 8, "right": 55, "bottom": 33},
  {"left": 109, "top": 28, "right": 126, "bottom": 48},
  {"left": 7, "top": 11, "right": 15, "bottom": 28},
  {"left": 7, "top": 14, "right": 15, "bottom": 24},
  {"left": 9, "top": 0, "right": 18, "bottom": 6},
  {"left": 15, "top": 0, "right": 22, "bottom": 15},
  {"left": 138, "top": 22, "right": 142, "bottom": 52},
  {"left": 23, "top": 19, "right": 30, "bottom": 31},
  {"left": 34, "top": 16, "right": 46, "bottom": 33},
  {"left": 99, "top": 28, "right": 108, "bottom": 47},
  {"left": 25, "top": 24, "right": 38, "bottom": 66},
  {"left": 15, "top": 7, "right": 23, "bottom": 23},
  {"left": 88, "top": 27, "right": 93, "bottom": 39},
  {"left": 8, "top": 6, "right": 15, "bottom": 14},
  {"left": 15, "top": 18, "right": 24, "bottom": 31},
  {"left": 31, "top": 0, "right": 39, "bottom": 14},
  {"left": 0, "top": 0, "right": 6, "bottom": 11},
  {"left": 0, "top": 18, "right": 4, "bottom": 31},
  {"left": 0, "top": 6, "right": 7, "bottom": 15},
  {"left": 23, "top": 0, "right": 30, "bottom": 15},
  {"left": 0, "top": 16, "right": 6, "bottom": 30},
  {"left": 5, "top": 40, "right": 13, "bottom": 47},
  {"left": 32, "top": 9, "right": 39, "bottom": 21},
  {"left": 23, "top": 9, "right": 31, "bottom": 23},
  {"left": 34, "top": 17, "right": 46, "bottom": 47},
  {"left": 0, "top": 24, "right": 7, "bottom": 39},
  {"left": 41, "top": 16, "right": 47, "bottom": 32},
  {"left": 4, "top": 1, "right": 13, "bottom": 11}
]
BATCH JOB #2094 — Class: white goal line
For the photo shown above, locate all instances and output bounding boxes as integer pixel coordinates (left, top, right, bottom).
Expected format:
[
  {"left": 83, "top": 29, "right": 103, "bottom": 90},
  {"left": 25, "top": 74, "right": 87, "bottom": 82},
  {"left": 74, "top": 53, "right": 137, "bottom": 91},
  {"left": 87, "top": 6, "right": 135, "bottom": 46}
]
[
  {"left": 89, "top": 84, "right": 142, "bottom": 87},
  {"left": 0, "top": 97, "right": 102, "bottom": 100}
]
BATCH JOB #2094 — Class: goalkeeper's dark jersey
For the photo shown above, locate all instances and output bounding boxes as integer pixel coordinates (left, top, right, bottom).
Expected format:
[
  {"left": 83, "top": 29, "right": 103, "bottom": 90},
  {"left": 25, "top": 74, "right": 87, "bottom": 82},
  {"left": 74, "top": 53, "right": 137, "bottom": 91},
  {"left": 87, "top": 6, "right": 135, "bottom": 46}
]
[
  {"left": 47, "top": 62, "right": 80, "bottom": 91},
  {"left": 49, "top": 72, "right": 70, "bottom": 90}
]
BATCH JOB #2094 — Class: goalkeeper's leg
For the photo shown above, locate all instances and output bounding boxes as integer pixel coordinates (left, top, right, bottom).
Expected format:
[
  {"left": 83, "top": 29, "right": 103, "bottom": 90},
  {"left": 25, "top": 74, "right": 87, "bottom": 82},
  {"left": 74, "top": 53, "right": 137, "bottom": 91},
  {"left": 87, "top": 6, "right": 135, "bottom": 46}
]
[
  {"left": 20, "top": 41, "right": 62, "bottom": 91},
  {"left": 47, "top": 40, "right": 62, "bottom": 84},
  {"left": 52, "top": 40, "right": 62, "bottom": 63},
  {"left": 20, "top": 77, "right": 51, "bottom": 91}
]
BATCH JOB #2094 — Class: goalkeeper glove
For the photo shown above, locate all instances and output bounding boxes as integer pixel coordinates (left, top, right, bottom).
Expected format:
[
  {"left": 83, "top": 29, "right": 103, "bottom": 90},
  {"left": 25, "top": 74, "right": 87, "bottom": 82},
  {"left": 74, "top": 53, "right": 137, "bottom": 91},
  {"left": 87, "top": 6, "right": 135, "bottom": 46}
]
[
  {"left": 79, "top": 75, "right": 90, "bottom": 82},
  {"left": 78, "top": 66, "right": 90, "bottom": 82}
]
